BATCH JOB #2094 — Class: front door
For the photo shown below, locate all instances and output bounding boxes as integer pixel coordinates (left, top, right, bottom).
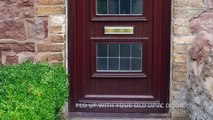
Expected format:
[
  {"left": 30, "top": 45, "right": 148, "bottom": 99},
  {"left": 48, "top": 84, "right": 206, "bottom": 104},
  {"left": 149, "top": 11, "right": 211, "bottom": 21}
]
[{"left": 69, "top": 0, "right": 171, "bottom": 113}]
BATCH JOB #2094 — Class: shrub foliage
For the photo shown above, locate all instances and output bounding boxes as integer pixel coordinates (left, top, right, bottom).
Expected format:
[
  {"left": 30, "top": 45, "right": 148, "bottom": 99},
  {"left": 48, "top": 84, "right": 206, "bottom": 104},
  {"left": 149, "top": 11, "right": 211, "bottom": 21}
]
[{"left": 0, "top": 62, "right": 67, "bottom": 120}]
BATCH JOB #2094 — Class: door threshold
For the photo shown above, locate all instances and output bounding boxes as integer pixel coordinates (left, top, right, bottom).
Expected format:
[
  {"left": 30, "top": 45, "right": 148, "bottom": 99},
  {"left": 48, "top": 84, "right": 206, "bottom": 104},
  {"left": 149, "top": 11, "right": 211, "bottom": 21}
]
[
  {"left": 61, "top": 103, "right": 170, "bottom": 119},
  {"left": 68, "top": 112, "right": 170, "bottom": 119}
]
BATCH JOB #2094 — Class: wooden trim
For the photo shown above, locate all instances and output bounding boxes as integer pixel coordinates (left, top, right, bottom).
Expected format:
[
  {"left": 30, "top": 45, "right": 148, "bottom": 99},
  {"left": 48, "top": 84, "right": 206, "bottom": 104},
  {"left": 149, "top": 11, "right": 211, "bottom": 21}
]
[
  {"left": 161, "top": 0, "right": 171, "bottom": 113},
  {"left": 91, "top": 37, "right": 149, "bottom": 41},
  {"left": 92, "top": 73, "right": 147, "bottom": 78},
  {"left": 68, "top": 0, "right": 77, "bottom": 112},
  {"left": 84, "top": 95, "right": 154, "bottom": 99},
  {"left": 91, "top": 16, "right": 148, "bottom": 22}
]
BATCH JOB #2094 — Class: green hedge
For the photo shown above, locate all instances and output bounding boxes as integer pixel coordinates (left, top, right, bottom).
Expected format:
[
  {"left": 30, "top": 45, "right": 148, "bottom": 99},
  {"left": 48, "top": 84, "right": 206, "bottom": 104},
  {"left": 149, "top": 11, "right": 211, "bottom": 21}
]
[{"left": 0, "top": 62, "right": 68, "bottom": 120}]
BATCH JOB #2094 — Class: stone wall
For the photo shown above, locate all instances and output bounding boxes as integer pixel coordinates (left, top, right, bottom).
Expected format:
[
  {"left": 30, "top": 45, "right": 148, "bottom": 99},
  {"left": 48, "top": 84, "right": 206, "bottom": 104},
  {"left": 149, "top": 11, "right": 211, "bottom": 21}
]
[
  {"left": 172, "top": 0, "right": 213, "bottom": 119},
  {"left": 171, "top": 0, "right": 207, "bottom": 118},
  {"left": 0, "top": 0, "right": 66, "bottom": 65},
  {"left": 188, "top": 31, "right": 213, "bottom": 120},
  {"left": 188, "top": 2, "right": 213, "bottom": 120}
]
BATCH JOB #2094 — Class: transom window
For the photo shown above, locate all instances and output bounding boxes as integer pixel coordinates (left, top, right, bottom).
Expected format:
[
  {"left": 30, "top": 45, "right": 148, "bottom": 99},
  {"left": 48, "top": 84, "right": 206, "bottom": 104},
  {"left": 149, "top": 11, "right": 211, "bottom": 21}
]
[
  {"left": 97, "top": 0, "right": 143, "bottom": 15},
  {"left": 96, "top": 43, "right": 142, "bottom": 72}
]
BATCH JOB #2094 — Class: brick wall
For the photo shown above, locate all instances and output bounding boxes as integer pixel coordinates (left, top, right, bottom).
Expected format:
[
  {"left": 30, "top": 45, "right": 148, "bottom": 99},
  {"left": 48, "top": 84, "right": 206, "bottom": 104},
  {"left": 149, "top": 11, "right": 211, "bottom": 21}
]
[{"left": 0, "top": 0, "right": 66, "bottom": 65}]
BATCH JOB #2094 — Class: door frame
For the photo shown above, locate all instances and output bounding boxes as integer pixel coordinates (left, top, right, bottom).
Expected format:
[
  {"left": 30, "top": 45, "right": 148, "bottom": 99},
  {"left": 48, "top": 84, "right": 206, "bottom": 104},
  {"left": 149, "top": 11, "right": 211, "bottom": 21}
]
[{"left": 68, "top": 0, "right": 171, "bottom": 113}]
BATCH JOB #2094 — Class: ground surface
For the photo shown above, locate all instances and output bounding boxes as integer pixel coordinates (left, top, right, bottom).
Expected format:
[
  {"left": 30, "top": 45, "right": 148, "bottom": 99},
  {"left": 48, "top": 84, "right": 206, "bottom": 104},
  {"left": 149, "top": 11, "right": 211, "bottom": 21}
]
[
  {"left": 69, "top": 118, "right": 171, "bottom": 120},
  {"left": 62, "top": 103, "right": 172, "bottom": 120}
]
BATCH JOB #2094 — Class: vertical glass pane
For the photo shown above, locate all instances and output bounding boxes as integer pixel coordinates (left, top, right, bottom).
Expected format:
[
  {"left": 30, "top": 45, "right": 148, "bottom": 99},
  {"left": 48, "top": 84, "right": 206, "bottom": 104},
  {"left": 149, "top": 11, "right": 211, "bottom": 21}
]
[
  {"left": 132, "top": 44, "right": 142, "bottom": 57},
  {"left": 97, "top": 58, "right": 107, "bottom": 70},
  {"left": 109, "top": 0, "right": 119, "bottom": 14},
  {"left": 97, "top": 44, "right": 107, "bottom": 57},
  {"left": 132, "top": 0, "right": 142, "bottom": 14},
  {"left": 132, "top": 58, "right": 142, "bottom": 70},
  {"left": 109, "top": 44, "right": 119, "bottom": 57},
  {"left": 97, "top": 0, "right": 107, "bottom": 14},
  {"left": 120, "top": 58, "right": 130, "bottom": 70},
  {"left": 109, "top": 58, "right": 119, "bottom": 70},
  {"left": 120, "top": 0, "right": 130, "bottom": 14},
  {"left": 120, "top": 44, "right": 130, "bottom": 57}
]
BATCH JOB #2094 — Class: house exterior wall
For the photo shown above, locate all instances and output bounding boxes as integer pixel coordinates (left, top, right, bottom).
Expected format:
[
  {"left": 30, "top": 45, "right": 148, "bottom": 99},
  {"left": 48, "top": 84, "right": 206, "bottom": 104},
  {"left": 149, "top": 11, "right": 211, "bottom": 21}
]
[
  {"left": 0, "top": 0, "right": 213, "bottom": 119},
  {"left": 170, "top": 0, "right": 213, "bottom": 120},
  {"left": 171, "top": 0, "right": 213, "bottom": 119},
  {"left": 171, "top": 0, "right": 205, "bottom": 119},
  {"left": 0, "top": 0, "right": 66, "bottom": 65},
  {"left": 187, "top": 1, "right": 213, "bottom": 119}
]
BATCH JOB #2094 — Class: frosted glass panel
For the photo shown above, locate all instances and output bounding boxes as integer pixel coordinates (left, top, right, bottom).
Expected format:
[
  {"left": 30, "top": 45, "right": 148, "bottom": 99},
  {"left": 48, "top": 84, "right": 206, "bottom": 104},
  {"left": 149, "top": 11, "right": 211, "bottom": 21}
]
[
  {"left": 97, "top": 58, "right": 107, "bottom": 70},
  {"left": 97, "top": 0, "right": 107, "bottom": 14},
  {"left": 132, "top": 44, "right": 142, "bottom": 57},
  {"left": 132, "top": 58, "right": 141, "bottom": 70},
  {"left": 109, "top": 0, "right": 119, "bottom": 14},
  {"left": 120, "top": 0, "right": 130, "bottom": 14},
  {"left": 132, "top": 0, "right": 142, "bottom": 14},
  {"left": 109, "top": 44, "right": 119, "bottom": 57},
  {"left": 97, "top": 44, "right": 107, "bottom": 57},
  {"left": 120, "top": 58, "right": 130, "bottom": 70},
  {"left": 109, "top": 58, "right": 119, "bottom": 70},
  {"left": 120, "top": 44, "right": 130, "bottom": 57}
]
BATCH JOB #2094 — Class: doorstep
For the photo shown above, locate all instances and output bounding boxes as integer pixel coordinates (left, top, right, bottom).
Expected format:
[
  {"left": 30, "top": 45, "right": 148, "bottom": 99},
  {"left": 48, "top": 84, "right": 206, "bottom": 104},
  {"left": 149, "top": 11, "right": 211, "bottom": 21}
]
[
  {"left": 62, "top": 103, "right": 171, "bottom": 120},
  {"left": 67, "top": 113, "right": 171, "bottom": 120}
]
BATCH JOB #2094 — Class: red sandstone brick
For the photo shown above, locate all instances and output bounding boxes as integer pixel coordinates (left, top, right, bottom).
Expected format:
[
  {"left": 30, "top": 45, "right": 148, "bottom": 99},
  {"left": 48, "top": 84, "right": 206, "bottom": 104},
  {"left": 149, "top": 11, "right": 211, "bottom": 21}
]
[
  {"left": 12, "top": 44, "right": 35, "bottom": 52},
  {"left": 5, "top": 55, "right": 18, "bottom": 64}
]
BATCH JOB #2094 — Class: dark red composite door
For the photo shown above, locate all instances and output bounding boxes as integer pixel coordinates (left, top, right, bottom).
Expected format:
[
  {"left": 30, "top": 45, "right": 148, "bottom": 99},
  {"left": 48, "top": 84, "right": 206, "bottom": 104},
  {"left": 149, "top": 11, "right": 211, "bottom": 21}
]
[{"left": 69, "top": 0, "right": 171, "bottom": 113}]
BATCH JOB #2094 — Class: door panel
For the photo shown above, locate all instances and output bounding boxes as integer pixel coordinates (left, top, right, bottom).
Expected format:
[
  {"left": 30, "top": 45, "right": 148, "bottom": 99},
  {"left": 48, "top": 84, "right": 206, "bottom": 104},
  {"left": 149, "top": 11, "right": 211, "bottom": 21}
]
[
  {"left": 69, "top": 0, "right": 171, "bottom": 113},
  {"left": 88, "top": 0, "right": 152, "bottom": 103}
]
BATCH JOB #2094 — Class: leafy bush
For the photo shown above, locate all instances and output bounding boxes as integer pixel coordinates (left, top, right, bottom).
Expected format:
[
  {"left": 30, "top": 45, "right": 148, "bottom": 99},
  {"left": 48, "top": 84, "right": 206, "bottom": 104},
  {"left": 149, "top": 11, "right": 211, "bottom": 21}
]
[{"left": 0, "top": 62, "right": 68, "bottom": 120}]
